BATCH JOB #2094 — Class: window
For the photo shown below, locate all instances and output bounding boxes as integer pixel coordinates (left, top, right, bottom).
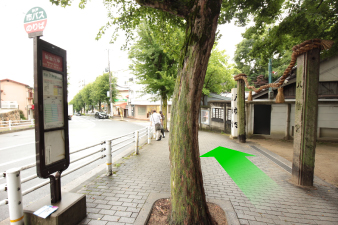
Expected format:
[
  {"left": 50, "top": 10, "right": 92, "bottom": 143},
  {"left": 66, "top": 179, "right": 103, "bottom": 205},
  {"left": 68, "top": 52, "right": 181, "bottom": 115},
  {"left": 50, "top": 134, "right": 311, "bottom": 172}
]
[
  {"left": 227, "top": 109, "right": 232, "bottom": 121},
  {"left": 211, "top": 108, "right": 224, "bottom": 122},
  {"left": 138, "top": 106, "right": 146, "bottom": 115},
  {"left": 201, "top": 110, "right": 210, "bottom": 125}
]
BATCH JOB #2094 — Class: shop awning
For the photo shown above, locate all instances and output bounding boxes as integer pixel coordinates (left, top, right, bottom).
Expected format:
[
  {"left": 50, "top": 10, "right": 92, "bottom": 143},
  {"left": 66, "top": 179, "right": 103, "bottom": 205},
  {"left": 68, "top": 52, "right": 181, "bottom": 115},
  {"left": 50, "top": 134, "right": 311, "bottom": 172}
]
[{"left": 115, "top": 102, "right": 127, "bottom": 109}]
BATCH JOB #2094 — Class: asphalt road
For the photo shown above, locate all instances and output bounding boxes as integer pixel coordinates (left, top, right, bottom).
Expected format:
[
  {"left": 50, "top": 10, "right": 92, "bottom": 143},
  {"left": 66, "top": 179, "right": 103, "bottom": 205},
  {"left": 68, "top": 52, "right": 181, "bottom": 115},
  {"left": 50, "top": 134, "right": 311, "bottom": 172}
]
[{"left": 0, "top": 115, "right": 148, "bottom": 222}]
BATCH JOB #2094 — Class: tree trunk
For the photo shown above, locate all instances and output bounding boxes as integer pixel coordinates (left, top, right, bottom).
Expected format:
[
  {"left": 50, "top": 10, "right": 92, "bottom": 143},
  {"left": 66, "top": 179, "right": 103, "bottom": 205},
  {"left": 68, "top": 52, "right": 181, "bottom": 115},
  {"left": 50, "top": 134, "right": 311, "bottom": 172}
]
[
  {"left": 99, "top": 100, "right": 101, "bottom": 112},
  {"left": 162, "top": 96, "right": 168, "bottom": 131},
  {"left": 169, "top": 0, "right": 221, "bottom": 224}
]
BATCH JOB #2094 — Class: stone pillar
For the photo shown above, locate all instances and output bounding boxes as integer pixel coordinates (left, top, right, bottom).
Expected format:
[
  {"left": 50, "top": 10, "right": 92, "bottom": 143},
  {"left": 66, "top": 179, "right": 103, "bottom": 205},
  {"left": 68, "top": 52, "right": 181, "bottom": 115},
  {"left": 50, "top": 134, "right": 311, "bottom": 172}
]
[
  {"left": 237, "top": 79, "right": 246, "bottom": 143},
  {"left": 292, "top": 48, "right": 320, "bottom": 186},
  {"left": 230, "top": 88, "right": 238, "bottom": 139}
]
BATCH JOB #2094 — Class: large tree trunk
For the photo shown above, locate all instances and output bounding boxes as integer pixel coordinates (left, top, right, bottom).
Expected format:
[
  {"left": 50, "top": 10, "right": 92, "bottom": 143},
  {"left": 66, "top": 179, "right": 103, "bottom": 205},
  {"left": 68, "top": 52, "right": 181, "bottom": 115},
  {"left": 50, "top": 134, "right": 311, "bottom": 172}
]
[
  {"left": 162, "top": 96, "right": 168, "bottom": 131},
  {"left": 169, "top": 0, "right": 221, "bottom": 224}
]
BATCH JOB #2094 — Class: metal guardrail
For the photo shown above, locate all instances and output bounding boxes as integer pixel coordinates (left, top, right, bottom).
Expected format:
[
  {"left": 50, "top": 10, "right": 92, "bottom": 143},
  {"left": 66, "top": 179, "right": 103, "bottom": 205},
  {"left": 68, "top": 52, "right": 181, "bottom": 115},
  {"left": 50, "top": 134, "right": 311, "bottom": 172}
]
[
  {"left": 0, "top": 119, "right": 35, "bottom": 131},
  {"left": 0, "top": 126, "right": 153, "bottom": 224}
]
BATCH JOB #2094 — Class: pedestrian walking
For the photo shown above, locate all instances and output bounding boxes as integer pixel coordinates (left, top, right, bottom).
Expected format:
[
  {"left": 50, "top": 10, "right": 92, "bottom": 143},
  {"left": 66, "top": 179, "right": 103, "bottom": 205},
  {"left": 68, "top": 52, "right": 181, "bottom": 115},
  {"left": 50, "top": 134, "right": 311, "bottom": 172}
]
[
  {"left": 150, "top": 110, "right": 162, "bottom": 141},
  {"left": 159, "top": 111, "right": 165, "bottom": 138}
]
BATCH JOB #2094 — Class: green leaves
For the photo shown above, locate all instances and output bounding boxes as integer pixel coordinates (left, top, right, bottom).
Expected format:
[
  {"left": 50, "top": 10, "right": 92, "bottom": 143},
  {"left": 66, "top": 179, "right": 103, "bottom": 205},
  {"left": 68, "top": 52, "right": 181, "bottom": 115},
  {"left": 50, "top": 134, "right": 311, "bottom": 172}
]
[
  {"left": 128, "top": 21, "right": 183, "bottom": 99},
  {"left": 203, "top": 47, "right": 237, "bottom": 98},
  {"left": 69, "top": 73, "right": 117, "bottom": 112}
]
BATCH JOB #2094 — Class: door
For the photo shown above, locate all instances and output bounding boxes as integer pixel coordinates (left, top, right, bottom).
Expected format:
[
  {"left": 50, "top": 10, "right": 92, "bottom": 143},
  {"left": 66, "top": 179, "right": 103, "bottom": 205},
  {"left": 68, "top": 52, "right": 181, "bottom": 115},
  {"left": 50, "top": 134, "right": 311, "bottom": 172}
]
[{"left": 254, "top": 105, "right": 271, "bottom": 135}]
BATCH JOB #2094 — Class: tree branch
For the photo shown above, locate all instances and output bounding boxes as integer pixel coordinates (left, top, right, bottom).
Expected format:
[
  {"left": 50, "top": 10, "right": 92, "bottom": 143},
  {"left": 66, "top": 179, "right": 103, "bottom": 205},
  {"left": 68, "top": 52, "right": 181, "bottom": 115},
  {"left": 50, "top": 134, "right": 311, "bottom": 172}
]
[{"left": 135, "top": 0, "right": 190, "bottom": 18}]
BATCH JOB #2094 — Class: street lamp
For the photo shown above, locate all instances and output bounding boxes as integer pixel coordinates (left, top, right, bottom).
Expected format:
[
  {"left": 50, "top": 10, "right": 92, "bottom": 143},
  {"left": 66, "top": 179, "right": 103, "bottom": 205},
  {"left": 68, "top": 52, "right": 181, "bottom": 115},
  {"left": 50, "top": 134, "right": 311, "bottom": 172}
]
[{"left": 106, "top": 49, "right": 113, "bottom": 117}]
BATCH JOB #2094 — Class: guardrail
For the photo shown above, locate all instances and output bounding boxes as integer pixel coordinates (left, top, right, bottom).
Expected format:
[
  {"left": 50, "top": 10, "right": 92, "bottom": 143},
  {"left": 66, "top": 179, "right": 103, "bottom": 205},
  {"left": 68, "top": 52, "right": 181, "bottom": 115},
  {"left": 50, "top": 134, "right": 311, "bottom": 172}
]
[
  {"left": 0, "top": 126, "right": 153, "bottom": 224},
  {"left": 0, "top": 119, "right": 35, "bottom": 131}
]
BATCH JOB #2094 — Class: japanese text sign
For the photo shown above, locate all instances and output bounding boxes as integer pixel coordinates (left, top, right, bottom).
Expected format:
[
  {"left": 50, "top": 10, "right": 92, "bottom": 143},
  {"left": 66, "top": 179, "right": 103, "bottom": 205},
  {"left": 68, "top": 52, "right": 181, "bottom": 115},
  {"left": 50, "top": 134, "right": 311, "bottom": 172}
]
[
  {"left": 42, "top": 51, "right": 63, "bottom": 72},
  {"left": 24, "top": 7, "right": 47, "bottom": 34}
]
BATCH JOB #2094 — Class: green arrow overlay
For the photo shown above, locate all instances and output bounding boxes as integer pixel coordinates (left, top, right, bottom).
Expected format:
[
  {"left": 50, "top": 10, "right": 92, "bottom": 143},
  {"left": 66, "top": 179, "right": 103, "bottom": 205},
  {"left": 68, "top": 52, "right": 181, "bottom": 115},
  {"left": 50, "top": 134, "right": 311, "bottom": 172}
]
[{"left": 201, "top": 146, "right": 282, "bottom": 205}]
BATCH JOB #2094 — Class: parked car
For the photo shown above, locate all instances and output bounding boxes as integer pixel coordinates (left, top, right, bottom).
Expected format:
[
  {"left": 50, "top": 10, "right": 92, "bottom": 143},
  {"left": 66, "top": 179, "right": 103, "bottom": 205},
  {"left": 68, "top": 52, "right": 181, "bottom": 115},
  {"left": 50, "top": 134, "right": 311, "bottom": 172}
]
[
  {"left": 75, "top": 112, "right": 81, "bottom": 116},
  {"left": 95, "top": 112, "right": 109, "bottom": 119}
]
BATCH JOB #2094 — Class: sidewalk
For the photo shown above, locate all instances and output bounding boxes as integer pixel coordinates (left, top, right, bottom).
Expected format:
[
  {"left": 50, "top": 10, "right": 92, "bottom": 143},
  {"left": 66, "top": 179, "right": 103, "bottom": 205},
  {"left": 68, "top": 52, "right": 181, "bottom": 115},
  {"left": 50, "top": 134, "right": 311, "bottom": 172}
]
[{"left": 75, "top": 131, "right": 338, "bottom": 225}]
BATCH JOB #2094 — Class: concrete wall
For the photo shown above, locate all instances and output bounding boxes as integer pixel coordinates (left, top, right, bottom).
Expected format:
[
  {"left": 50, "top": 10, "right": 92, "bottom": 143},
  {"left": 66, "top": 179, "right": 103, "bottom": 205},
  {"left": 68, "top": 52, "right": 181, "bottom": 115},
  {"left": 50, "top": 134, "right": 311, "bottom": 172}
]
[
  {"left": 249, "top": 102, "right": 338, "bottom": 141},
  {"left": 133, "top": 105, "right": 171, "bottom": 121},
  {"left": 246, "top": 104, "right": 254, "bottom": 137},
  {"left": 320, "top": 55, "right": 338, "bottom": 82},
  {"left": 270, "top": 104, "right": 288, "bottom": 138},
  {"left": 134, "top": 106, "right": 148, "bottom": 120},
  {"left": 317, "top": 104, "right": 338, "bottom": 140}
]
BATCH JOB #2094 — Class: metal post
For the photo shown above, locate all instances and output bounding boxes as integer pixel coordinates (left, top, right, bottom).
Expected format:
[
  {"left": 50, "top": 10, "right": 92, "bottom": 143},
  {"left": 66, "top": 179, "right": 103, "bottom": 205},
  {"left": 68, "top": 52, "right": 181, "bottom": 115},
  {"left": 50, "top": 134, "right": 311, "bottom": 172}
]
[
  {"left": 106, "top": 140, "right": 112, "bottom": 176},
  {"left": 268, "top": 28, "right": 274, "bottom": 100},
  {"left": 49, "top": 171, "right": 61, "bottom": 203},
  {"left": 135, "top": 130, "right": 139, "bottom": 155},
  {"left": 9, "top": 120, "right": 12, "bottom": 130},
  {"left": 148, "top": 127, "right": 151, "bottom": 144},
  {"left": 108, "top": 50, "right": 113, "bottom": 118},
  {"left": 6, "top": 168, "right": 24, "bottom": 225}
]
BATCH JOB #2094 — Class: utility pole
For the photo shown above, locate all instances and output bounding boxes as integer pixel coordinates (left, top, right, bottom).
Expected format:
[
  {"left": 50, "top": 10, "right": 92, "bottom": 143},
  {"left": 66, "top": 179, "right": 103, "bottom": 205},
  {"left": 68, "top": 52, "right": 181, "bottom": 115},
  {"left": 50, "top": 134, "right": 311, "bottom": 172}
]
[
  {"left": 0, "top": 79, "right": 2, "bottom": 109},
  {"left": 108, "top": 50, "right": 113, "bottom": 117},
  {"left": 268, "top": 28, "right": 274, "bottom": 100}
]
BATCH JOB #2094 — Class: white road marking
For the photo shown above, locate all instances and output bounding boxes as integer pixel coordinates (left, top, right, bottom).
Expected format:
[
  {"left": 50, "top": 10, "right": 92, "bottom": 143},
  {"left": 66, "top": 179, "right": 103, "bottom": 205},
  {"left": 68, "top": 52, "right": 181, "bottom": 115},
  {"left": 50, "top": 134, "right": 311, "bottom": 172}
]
[
  {"left": 0, "top": 155, "right": 35, "bottom": 167},
  {"left": 0, "top": 142, "right": 35, "bottom": 151}
]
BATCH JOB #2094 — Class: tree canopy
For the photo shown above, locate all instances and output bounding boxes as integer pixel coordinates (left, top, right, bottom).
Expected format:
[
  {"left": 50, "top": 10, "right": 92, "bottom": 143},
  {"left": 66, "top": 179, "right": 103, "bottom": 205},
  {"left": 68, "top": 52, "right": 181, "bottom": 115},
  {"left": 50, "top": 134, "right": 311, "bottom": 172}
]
[
  {"left": 242, "top": 0, "right": 338, "bottom": 64},
  {"left": 69, "top": 73, "right": 117, "bottom": 113},
  {"left": 234, "top": 33, "right": 293, "bottom": 86},
  {"left": 202, "top": 47, "right": 237, "bottom": 103}
]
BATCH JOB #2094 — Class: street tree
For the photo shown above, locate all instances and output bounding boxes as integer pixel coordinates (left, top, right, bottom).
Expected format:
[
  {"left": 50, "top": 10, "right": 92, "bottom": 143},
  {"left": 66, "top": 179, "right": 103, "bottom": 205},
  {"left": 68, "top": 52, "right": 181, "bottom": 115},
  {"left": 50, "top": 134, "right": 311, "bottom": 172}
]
[
  {"left": 202, "top": 47, "right": 237, "bottom": 104},
  {"left": 70, "top": 92, "right": 85, "bottom": 113},
  {"left": 52, "top": 0, "right": 286, "bottom": 223},
  {"left": 234, "top": 35, "right": 293, "bottom": 85},
  {"left": 82, "top": 83, "right": 94, "bottom": 112},
  {"left": 242, "top": 0, "right": 338, "bottom": 64},
  {"left": 91, "top": 73, "right": 117, "bottom": 113},
  {"left": 129, "top": 22, "right": 184, "bottom": 130}
]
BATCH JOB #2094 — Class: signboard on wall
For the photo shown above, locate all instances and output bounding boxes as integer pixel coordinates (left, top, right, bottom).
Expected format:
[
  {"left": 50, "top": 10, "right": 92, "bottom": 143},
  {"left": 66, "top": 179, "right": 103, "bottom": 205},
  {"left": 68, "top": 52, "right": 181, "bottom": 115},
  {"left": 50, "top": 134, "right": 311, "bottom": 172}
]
[
  {"left": 201, "top": 109, "right": 210, "bottom": 125},
  {"left": 34, "top": 38, "right": 69, "bottom": 178},
  {"left": 231, "top": 88, "right": 238, "bottom": 138}
]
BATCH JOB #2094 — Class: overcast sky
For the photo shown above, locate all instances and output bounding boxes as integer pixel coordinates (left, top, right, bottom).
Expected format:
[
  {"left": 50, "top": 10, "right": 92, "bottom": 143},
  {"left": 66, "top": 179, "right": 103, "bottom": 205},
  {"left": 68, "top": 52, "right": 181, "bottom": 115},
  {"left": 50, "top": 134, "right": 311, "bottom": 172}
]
[{"left": 0, "top": 0, "right": 247, "bottom": 101}]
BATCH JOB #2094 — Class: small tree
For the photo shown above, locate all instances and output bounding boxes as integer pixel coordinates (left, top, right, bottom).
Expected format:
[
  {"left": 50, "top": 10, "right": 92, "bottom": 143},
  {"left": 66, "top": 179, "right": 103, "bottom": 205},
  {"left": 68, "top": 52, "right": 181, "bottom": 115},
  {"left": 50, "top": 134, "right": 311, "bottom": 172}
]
[
  {"left": 202, "top": 47, "right": 237, "bottom": 104},
  {"left": 129, "top": 22, "right": 183, "bottom": 130}
]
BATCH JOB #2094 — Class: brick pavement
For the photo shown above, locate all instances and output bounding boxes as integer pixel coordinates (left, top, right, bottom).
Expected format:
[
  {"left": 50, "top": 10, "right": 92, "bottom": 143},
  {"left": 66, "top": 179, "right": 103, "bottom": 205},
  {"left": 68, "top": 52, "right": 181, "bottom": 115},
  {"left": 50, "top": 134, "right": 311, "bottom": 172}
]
[{"left": 76, "top": 131, "right": 338, "bottom": 225}]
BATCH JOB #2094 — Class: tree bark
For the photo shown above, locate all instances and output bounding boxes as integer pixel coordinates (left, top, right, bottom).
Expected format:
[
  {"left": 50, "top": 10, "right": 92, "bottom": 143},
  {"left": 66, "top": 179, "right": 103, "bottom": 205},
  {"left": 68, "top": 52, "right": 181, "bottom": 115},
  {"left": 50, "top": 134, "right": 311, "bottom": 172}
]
[
  {"left": 162, "top": 96, "right": 168, "bottom": 131},
  {"left": 168, "top": 0, "right": 222, "bottom": 224}
]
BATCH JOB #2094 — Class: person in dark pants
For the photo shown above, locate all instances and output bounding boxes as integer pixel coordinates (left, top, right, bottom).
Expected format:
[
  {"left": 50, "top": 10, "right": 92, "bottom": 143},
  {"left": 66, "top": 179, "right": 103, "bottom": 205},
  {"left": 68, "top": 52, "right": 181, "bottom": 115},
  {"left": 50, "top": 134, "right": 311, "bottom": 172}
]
[{"left": 159, "top": 111, "right": 165, "bottom": 138}]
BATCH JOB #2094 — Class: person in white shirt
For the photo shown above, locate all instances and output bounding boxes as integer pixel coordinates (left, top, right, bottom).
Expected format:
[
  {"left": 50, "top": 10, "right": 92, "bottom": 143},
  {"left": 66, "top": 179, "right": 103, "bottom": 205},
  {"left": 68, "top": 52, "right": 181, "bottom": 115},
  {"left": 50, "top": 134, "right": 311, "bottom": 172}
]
[{"left": 150, "top": 110, "right": 162, "bottom": 141}]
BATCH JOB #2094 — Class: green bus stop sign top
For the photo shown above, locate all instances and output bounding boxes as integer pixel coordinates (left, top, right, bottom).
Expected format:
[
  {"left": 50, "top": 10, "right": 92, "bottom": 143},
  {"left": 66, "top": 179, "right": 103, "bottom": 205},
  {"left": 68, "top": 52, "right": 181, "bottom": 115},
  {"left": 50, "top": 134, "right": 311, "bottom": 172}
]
[{"left": 24, "top": 7, "right": 47, "bottom": 23}]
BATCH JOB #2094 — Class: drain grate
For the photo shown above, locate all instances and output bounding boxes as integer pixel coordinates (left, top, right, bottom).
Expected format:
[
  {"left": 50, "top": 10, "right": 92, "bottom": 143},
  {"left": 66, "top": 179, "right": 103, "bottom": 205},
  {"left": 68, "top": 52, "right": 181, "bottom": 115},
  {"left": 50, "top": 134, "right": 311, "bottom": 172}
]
[{"left": 250, "top": 145, "right": 292, "bottom": 173}]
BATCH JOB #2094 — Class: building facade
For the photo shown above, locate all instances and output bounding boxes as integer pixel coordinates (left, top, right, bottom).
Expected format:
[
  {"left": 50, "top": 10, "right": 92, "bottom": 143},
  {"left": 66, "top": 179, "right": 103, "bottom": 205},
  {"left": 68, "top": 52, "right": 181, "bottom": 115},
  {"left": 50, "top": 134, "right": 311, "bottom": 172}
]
[
  {"left": 0, "top": 79, "right": 34, "bottom": 119},
  {"left": 246, "top": 54, "right": 338, "bottom": 141}
]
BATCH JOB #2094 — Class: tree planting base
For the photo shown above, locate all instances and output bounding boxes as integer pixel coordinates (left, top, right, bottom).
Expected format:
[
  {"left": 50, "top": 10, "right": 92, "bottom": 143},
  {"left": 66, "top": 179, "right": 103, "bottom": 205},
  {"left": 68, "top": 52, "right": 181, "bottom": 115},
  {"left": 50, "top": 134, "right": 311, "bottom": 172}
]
[{"left": 134, "top": 192, "right": 240, "bottom": 225}]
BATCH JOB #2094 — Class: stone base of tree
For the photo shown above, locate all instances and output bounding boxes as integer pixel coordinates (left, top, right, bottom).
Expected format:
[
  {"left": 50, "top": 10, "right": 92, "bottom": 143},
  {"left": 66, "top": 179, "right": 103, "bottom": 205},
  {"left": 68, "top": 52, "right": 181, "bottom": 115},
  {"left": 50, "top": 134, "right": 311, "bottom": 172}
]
[
  {"left": 238, "top": 134, "right": 246, "bottom": 143},
  {"left": 134, "top": 193, "right": 240, "bottom": 225}
]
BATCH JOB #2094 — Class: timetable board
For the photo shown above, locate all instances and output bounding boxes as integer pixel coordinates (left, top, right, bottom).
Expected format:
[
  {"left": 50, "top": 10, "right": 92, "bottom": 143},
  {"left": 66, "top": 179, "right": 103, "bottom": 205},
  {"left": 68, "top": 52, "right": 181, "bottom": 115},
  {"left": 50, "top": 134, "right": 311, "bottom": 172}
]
[{"left": 43, "top": 70, "right": 64, "bottom": 129}]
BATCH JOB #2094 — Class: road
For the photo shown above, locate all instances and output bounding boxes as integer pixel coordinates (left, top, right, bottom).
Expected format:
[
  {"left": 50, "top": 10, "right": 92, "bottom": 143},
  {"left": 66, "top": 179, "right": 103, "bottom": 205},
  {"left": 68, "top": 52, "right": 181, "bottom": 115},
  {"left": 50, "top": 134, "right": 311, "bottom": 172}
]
[{"left": 0, "top": 115, "right": 149, "bottom": 222}]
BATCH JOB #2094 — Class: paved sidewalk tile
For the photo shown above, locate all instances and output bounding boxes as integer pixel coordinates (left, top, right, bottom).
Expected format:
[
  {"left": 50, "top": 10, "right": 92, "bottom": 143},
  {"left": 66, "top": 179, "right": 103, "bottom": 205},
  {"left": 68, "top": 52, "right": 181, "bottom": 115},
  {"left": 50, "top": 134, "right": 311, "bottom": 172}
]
[{"left": 78, "top": 131, "right": 338, "bottom": 225}]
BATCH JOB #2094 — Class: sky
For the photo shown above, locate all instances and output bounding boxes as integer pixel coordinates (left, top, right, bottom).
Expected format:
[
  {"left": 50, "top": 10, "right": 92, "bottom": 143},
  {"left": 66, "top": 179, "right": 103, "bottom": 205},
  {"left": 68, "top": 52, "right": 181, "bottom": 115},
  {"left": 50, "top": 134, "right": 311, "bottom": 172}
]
[{"left": 0, "top": 0, "right": 247, "bottom": 101}]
